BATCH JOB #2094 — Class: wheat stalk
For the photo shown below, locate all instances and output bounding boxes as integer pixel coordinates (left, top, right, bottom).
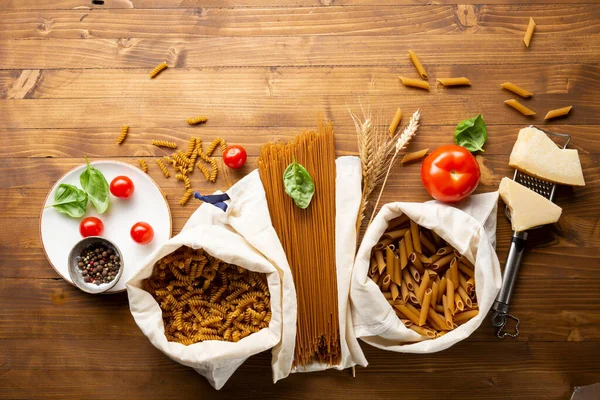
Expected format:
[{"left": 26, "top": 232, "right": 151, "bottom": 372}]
[{"left": 367, "top": 109, "right": 421, "bottom": 227}]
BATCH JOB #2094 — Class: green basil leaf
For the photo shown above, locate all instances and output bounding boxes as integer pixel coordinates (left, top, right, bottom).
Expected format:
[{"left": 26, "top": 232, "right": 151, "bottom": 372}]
[
  {"left": 80, "top": 156, "right": 110, "bottom": 214},
  {"left": 454, "top": 114, "right": 487, "bottom": 153},
  {"left": 46, "top": 183, "right": 88, "bottom": 218},
  {"left": 283, "top": 159, "right": 315, "bottom": 209}
]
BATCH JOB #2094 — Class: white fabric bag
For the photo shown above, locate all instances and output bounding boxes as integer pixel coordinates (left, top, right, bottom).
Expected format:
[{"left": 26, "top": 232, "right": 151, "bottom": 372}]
[
  {"left": 351, "top": 193, "right": 502, "bottom": 352},
  {"left": 127, "top": 171, "right": 294, "bottom": 389}
]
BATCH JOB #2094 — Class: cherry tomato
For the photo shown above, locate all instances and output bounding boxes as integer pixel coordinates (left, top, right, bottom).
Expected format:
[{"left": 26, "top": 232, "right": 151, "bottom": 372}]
[
  {"left": 421, "top": 144, "right": 480, "bottom": 203},
  {"left": 79, "top": 217, "right": 104, "bottom": 237},
  {"left": 222, "top": 145, "right": 247, "bottom": 169},
  {"left": 110, "top": 176, "right": 135, "bottom": 199},
  {"left": 130, "top": 222, "right": 154, "bottom": 244}
]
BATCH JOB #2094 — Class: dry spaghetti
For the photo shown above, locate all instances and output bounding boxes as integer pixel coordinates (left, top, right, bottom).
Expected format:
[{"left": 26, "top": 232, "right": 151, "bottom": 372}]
[{"left": 257, "top": 121, "right": 340, "bottom": 367}]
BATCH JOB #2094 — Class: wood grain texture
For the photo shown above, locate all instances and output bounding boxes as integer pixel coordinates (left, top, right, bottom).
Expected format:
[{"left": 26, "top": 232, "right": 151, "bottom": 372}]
[{"left": 1, "top": 0, "right": 599, "bottom": 398}]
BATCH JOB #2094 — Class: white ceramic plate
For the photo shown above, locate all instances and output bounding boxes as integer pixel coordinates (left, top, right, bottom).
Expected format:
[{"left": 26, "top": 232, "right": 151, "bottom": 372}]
[{"left": 40, "top": 160, "right": 172, "bottom": 293}]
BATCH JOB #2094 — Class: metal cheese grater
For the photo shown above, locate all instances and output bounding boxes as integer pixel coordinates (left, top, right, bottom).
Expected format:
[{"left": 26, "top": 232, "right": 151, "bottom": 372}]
[{"left": 491, "top": 126, "right": 571, "bottom": 338}]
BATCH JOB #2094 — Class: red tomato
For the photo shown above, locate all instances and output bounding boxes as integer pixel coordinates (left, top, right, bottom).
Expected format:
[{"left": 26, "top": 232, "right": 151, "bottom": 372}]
[
  {"left": 130, "top": 222, "right": 154, "bottom": 244},
  {"left": 222, "top": 145, "right": 247, "bottom": 169},
  {"left": 421, "top": 145, "right": 480, "bottom": 203},
  {"left": 79, "top": 217, "right": 104, "bottom": 237},
  {"left": 110, "top": 176, "right": 135, "bottom": 199}
]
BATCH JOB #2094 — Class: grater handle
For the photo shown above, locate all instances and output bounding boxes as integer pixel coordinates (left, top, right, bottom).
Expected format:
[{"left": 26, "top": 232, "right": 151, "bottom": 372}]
[{"left": 492, "top": 231, "right": 528, "bottom": 322}]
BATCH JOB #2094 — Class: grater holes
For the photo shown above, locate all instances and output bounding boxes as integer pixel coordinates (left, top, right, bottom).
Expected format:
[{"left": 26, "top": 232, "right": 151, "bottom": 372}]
[{"left": 514, "top": 171, "right": 553, "bottom": 199}]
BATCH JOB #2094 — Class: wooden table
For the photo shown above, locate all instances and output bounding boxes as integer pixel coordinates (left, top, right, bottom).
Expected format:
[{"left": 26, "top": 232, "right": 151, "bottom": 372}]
[{"left": 1, "top": 1, "right": 599, "bottom": 399}]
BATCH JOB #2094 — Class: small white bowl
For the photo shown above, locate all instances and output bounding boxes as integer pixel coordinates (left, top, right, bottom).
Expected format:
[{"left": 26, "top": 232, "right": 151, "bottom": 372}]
[{"left": 67, "top": 237, "right": 124, "bottom": 294}]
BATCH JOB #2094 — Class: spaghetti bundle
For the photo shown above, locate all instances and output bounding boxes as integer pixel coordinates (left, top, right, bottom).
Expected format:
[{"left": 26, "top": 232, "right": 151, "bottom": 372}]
[{"left": 258, "top": 121, "right": 340, "bottom": 368}]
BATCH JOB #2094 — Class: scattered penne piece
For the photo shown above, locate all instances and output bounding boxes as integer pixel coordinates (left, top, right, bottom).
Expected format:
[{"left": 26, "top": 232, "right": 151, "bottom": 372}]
[
  {"left": 401, "top": 148, "right": 429, "bottom": 164},
  {"left": 389, "top": 108, "right": 403, "bottom": 137},
  {"left": 544, "top": 106, "right": 573, "bottom": 120},
  {"left": 523, "top": 17, "right": 536, "bottom": 47},
  {"left": 505, "top": 99, "right": 536, "bottom": 116},
  {"left": 400, "top": 76, "right": 430, "bottom": 90},
  {"left": 501, "top": 82, "right": 533, "bottom": 98},
  {"left": 408, "top": 50, "right": 428, "bottom": 79},
  {"left": 436, "top": 77, "right": 471, "bottom": 87}
]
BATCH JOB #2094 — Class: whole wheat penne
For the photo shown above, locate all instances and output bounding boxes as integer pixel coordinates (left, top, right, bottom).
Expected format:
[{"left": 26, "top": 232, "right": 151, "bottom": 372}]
[
  {"left": 430, "top": 281, "right": 439, "bottom": 307},
  {"left": 428, "top": 253, "right": 443, "bottom": 265},
  {"left": 384, "top": 228, "right": 410, "bottom": 240},
  {"left": 419, "top": 232, "right": 437, "bottom": 254},
  {"left": 523, "top": 17, "right": 536, "bottom": 47},
  {"left": 409, "top": 220, "right": 422, "bottom": 254},
  {"left": 449, "top": 258, "right": 459, "bottom": 288},
  {"left": 369, "top": 258, "right": 378, "bottom": 277},
  {"left": 400, "top": 281, "right": 410, "bottom": 303},
  {"left": 382, "top": 291, "right": 393, "bottom": 300},
  {"left": 454, "top": 292, "right": 464, "bottom": 312},
  {"left": 374, "top": 237, "right": 394, "bottom": 250},
  {"left": 457, "top": 286, "right": 472, "bottom": 308},
  {"left": 388, "top": 214, "right": 409, "bottom": 230},
  {"left": 389, "top": 108, "right": 403, "bottom": 137},
  {"left": 409, "top": 265, "right": 421, "bottom": 283},
  {"left": 393, "top": 255, "right": 402, "bottom": 286},
  {"left": 399, "top": 238, "right": 408, "bottom": 269},
  {"left": 407, "top": 50, "right": 428, "bottom": 79},
  {"left": 401, "top": 148, "right": 429, "bottom": 164},
  {"left": 418, "top": 288, "right": 433, "bottom": 326},
  {"left": 410, "top": 324, "right": 436, "bottom": 338},
  {"left": 505, "top": 99, "right": 536, "bottom": 116},
  {"left": 382, "top": 274, "right": 392, "bottom": 292},
  {"left": 544, "top": 106, "right": 572, "bottom": 120},
  {"left": 437, "top": 276, "right": 447, "bottom": 304},
  {"left": 395, "top": 304, "right": 420, "bottom": 326},
  {"left": 431, "top": 230, "right": 444, "bottom": 247},
  {"left": 403, "top": 269, "right": 416, "bottom": 292},
  {"left": 436, "top": 77, "right": 471, "bottom": 86},
  {"left": 416, "top": 270, "right": 430, "bottom": 304},
  {"left": 400, "top": 76, "right": 430, "bottom": 90},
  {"left": 446, "top": 279, "right": 455, "bottom": 314},
  {"left": 410, "top": 253, "right": 425, "bottom": 274},
  {"left": 391, "top": 282, "right": 400, "bottom": 301},
  {"left": 417, "top": 253, "right": 433, "bottom": 264},
  {"left": 437, "top": 246, "right": 453, "bottom": 256},
  {"left": 428, "top": 308, "right": 449, "bottom": 330},
  {"left": 442, "top": 294, "right": 453, "bottom": 329},
  {"left": 375, "top": 250, "right": 386, "bottom": 275},
  {"left": 377, "top": 273, "right": 386, "bottom": 288},
  {"left": 454, "top": 309, "right": 479, "bottom": 324},
  {"left": 458, "top": 261, "right": 475, "bottom": 278},
  {"left": 501, "top": 82, "right": 533, "bottom": 98},
  {"left": 404, "top": 231, "right": 414, "bottom": 256}
]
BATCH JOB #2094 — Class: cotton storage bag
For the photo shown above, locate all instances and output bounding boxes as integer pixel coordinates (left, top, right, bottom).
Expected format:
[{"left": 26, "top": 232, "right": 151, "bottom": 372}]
[
  {"left": 351, "top": 193, "right": 502, "bottom": 352},
  {"left": 127, "top": 171, "right": 294, "bottom": 390}
]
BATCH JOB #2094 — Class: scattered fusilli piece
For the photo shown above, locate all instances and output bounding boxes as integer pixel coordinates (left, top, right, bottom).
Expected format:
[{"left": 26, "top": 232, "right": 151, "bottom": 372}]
[
  {"left": 209, "top": 158, "right": 218, "bottom": 183},
  {"left": 149, "top": 62, "right": 168, "bottom": 79},
  {"left": 137, "top": 159, "right": 148, "bottom": 173},
  {"left": 156, "top": 159, "right": 170, "bottom": 178},
  {"left": 179, "top": 189, "right": 194, "bottom": 206},
  {"left": 152, "top": 140, "right": 178, "bottom": 149},
  {"left": 187, "top": 116, "right": 208, "bottom": 125},
  {"left": 206, "top": 137, "right": 227, "bottom": 156},
  {"left": 197, "top": 161, "right": 211, "bottom": 181},
  {"left": 116, "top": 125, "right": 129, "bottom": 144}
]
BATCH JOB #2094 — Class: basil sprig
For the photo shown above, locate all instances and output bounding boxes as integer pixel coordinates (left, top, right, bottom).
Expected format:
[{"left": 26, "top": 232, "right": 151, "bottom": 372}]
[
  {"left": 45, "top": 183, "right": 88, "bottom": 218},
  {"left": 454, "top": 114, "right": 488, "bottom": 153},
  {"left": 80, "top": 156, "right": 110, "bottom": 214},
  {"left": 283, "top": 158, "right": 315, "bottom": 209}
]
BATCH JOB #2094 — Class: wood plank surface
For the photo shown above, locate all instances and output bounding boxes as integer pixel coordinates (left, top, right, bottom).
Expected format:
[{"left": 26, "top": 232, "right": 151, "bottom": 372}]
[{"left": 1, "top": 0, "right": 599, "bottom": 398}]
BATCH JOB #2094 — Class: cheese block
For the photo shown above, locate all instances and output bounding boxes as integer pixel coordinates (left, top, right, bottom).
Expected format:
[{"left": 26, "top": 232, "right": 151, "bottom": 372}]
[
  {"left": 499, "top": 177, "right": 562, "bottom": 232},
  {"left": 509, "top": 126, "right": 585, "bottom": 186}
]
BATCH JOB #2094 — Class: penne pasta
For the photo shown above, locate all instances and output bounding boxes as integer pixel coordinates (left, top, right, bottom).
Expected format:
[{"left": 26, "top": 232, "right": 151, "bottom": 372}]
[
  {"left": 399, "top": 239, "right": 408, "bottom": 270},
  {"left": 505, "top": 99, "right": 536, "bottom": 116},
  {"left": 374, "top": 237, "right": 394, "bottom": 250},
  {"left": 436, "top": 246, "right": 453, "bottom": 256},
  {"left": 437, "top": 276, "right": 447, "bottom": 304},
  {"left": 457, "top": 286, "right": 472, "bottom": 308},
  {"left": 400, "top": 76, "right": 430, "bottom": 90},
  {"left": 544, "top": 106, "right": 573, "bottom": 120},
  {"left": 417, "top": 252, "right": 433, "bottom": 264},
  {"left": 442, "top": 294, "right": 453, "bottom": 329},
  {"left": 389, "top": 108, "right": 403, "bottom": 137},
  {"left": 387, "top": 299, "right": 405, "bottom": 306},
  {"left": 388, "top": 214, "right": 410, "bottom": 230},
  {"left": 431, "top": 253, "right": 454, "bottom": 273},
  {"left": 454, "top": 292, "right": 464, "bottom": 312},
  {"left": 427, "top": 308, "right": 449, "bottom": 331},
  {"left": 434, "top": 304, "right": 445, "bottom": 314},
  {"left": 395, "top": 304, "right": 420, "bottom": 326},
  {"left": 409, "top": 265, "right": 421, "bottom": 283},
  {"left": 419, "top": 232, "right": 437, "bottom": 255},
  {"left": 382, "top": 291, "right": 393, "bottom": 300},
  {"left": 458, "top": 273, "right": 469, "bottom": 292},
  {"left": 409, "top": 292, "right": 419, "bottom": 305},
  {"left": 393, "top": 255, "right": 402, "bottom": 286},
  {"left": 466, "top": 277, "right": 475, "bottom": 295},
  {"left": 383, "top": 228, "right": 410, "bottom": 240},
  {"left": 400, "top": 281, "right": 410, "bottom": 303},
  {"left": 436, "top": 77, "right": 471, "bottom": 87},
  {"left": 400, "top": 318, "right": 414, "bottom": 328},
  {"left": 407, "top": 50, "right": 428, "bottom": 79},
  {"left": 401, "top": 148, "right": 429, "bottom": 164},
  {"left": 431, "top": 230, "right": 444, "bottom": 247},
  {"left": 461, "top": 255, "right": 475, "bottom": 269},
  {"left": 523, "top": 17, "right": 536, "bottom": 47},
  {"left": 403, "top": 269, "right": 416, "bottom": 292},
  {"left": 430, "top": 281, "right": 439, "bottom": 307},
  {"left": 410, "top": 220, "right": 422, "bottom": 254},
  {"left": 409, "top": 253, "right": 425, "bottom": 274},
  {"left": 410, "top": 325, "right": 436, "bottom": 339},
  {"left": 391, "top": 282, "right": 400, "bottom": 301},
  {"left": 375, "top": 250, "right": 386, "bottom": 275},
  {"left": 416, "top": 270, "right": 430, "bottom": 304},
  {"left": 458, "top": 261, "right": 475, "bottom": 278},
  {"left": 382, "top": 274, "right": 392, "bottom": 292},
  {"left": 446, "top": 279, "right": 455, "bottom": 314},
  {"left": 386, "top": 246, "right": 395, "bottom": 280},
  {"left": 418, "top": 288, "right": 432, "bottom": 326},
  {"left": 449, "top": 258, "right": 459, "bottom": 289},
  {"left": 404, "top": 231, "right": 414, "bottom": 256},
  {"left": 500, "top": 82, "right": 533, "bottom": 98},
  {"left": 454, "top": 310, "right": 479, "bottom": 324}
]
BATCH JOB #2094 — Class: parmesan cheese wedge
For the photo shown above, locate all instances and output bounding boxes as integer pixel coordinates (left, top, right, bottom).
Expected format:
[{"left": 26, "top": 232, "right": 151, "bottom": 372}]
[
  {"left": 509, "top": 126, "right": 585, "bottom": 186},
  {"left": 499, "top": 177, "right": 562, "bottom": 232}
]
